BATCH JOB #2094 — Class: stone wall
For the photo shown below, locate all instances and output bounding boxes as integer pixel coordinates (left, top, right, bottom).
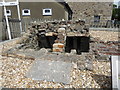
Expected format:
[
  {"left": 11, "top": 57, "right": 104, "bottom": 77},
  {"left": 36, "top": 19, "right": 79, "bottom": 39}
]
[
  {"left": 1, "top": 19, "right": 119, "bottom": 62},
  {"left": 68, "top": 2, "right": 113, "bottom": 22},
  {"left": 17, "top": 20, "right": 119, "bottom": 56},
  {"left": 18, "top": 20, "right": 90, "bottom": 53}
]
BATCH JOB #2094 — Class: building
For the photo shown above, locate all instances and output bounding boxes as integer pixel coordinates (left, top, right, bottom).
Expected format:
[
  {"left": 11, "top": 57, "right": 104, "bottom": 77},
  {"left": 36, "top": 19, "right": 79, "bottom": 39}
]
[
  {"left": 68, "top": 2, "right": 113, "bottom": 22},
  {"left": 1, "top": 1, "right": 73, "bottom": 20},
  {"left": 118, "top": 1, "right": 120, "bottom": 8},
  {"left": 0, "top": 0, "right": 73, "bottom": 41},
  {"left": 0, "top": 0, "right": 114, "bottom": 41},
  {"left": 0, "top": 1, "right": 113, "bottom": 21}
]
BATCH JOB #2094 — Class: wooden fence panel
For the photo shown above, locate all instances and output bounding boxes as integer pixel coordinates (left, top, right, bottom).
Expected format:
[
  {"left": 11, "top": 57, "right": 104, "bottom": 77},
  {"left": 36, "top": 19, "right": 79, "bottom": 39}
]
[{"left": 1, "top": 18, "right": 120, "bottom": 41}]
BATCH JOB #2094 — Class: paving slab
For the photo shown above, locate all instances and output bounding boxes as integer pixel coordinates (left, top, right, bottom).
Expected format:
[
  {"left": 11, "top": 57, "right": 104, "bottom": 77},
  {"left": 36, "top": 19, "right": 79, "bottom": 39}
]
[{"left": 26, "top": 59, "right": 72, "bottom": 84}]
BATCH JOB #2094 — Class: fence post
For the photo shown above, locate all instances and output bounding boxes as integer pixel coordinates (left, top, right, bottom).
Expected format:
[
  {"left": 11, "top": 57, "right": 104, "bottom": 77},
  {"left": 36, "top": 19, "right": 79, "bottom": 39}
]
[
  {"left": 17, "top": 0, "right": 22, "bottom": 33},
  {"left": 0, "top": 6, "right": 2, "bottom": 41}
]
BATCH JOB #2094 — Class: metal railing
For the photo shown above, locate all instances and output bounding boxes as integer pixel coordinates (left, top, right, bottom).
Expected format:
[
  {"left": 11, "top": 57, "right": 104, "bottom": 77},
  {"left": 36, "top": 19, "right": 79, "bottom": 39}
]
[{"left": 88, "top": 20, "right": 120, "bottom": 28}]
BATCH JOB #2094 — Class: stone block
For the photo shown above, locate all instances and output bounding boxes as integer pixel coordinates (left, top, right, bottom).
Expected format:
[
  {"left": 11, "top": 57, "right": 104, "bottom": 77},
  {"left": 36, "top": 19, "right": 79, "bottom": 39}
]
[
  {"left": 59, "top": 25, "right": 67, "bottom": 28},
  {"left": 45, "top": 32, "right": 54, "bottom": 36},
  {"left": 70, "top": 49, "right": 76, "bottom": 54},
  {"left": 57, "top": 40, "right": 65, "bottom": 44},
  {"left": 95, "top": 54, "right": 109, "bottom": 61},
  {"left": 55, "top": 40, "right": 59, "bottom": 43},
  {"left": 77, "top": 61, "right": 86, "bottom": 70},
  {"left": 58, "top": 35, "right": 65, "bottom": 39},
  {"left": 85, "top": 59, "right": 93, "bottom": 71},
  {"left": 57, "top": 28, "right": 66, "bottom": 33},
  {"left": 67, "top": 32, "right": 76, "bottom": 36}
]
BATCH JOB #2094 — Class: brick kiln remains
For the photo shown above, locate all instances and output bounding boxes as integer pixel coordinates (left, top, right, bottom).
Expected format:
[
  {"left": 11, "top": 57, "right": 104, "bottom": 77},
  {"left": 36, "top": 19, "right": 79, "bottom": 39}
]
[
  {"left": 2, "top": 19, "right": 95, "bottom": 71},
  {"left": 3, "top": 19, "right": 119, "bottom": 72},
  {"left": 20, "top": 19, "right": 90, "bottom": 54}
]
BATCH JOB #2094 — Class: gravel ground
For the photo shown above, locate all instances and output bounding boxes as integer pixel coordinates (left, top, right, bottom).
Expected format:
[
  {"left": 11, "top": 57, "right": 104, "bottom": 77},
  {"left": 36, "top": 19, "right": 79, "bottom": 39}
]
[
  {"left": 0, "top": 30, "right": 114, "bottom": 88},
  {"left": 90, "top": 30, "right": 119, "bottom": 42},
  {"left": 0, "top": 55, "right": 111, "bottom": 88}
]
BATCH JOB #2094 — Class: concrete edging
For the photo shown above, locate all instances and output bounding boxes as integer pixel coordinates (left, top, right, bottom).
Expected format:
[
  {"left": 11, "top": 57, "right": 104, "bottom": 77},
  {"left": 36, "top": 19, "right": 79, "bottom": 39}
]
[
  {"left": 0, "top": 38, "right": 20, "bottom": 54},
  {"left": 0, "top": 38, "right": 20, "bottom": 45}
]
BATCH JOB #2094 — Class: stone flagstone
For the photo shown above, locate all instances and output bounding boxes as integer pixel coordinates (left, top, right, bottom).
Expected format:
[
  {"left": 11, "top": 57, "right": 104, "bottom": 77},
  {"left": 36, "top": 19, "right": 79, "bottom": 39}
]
[{"left": 26, "top": 59, "right": 72, "bottom": 84}]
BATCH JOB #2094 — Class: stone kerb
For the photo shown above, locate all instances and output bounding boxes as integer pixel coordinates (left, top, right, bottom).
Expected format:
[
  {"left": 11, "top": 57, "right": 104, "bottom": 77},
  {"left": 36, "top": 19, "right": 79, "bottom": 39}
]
[{"left": 0, "top": 38, "right": 21, "bottom": 55}]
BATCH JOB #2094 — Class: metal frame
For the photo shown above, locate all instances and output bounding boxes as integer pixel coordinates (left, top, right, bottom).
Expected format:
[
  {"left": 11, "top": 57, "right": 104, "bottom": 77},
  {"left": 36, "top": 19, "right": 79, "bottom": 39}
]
[{"left": 0, "top": 0, "right": 22, "bottom": 40}]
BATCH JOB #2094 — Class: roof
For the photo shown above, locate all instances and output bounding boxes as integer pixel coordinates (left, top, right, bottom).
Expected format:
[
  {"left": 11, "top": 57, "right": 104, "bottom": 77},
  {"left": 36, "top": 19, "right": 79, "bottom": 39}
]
[{"left": 58, "top": 2, "right": 73, "bottom": 14}]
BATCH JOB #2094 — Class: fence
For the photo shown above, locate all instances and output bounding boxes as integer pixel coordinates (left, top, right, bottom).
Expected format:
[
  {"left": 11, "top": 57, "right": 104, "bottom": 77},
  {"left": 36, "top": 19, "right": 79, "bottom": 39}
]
[
  {"left": 1, "top": 18, "right": 120, "bottom": 41},
  {"left": 86, "top": 19, "right": 120, "bottom": 28},
  {"left": 22, "top": 19, "right": 120, "bottom": 31}
]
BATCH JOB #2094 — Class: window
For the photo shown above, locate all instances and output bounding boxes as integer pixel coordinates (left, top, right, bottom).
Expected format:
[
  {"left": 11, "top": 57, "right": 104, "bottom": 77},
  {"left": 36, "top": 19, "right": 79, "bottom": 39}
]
[
  {"left": 94, "top": 15, "right": 100, "bottom": 22},
  {"left": 43, "top": 8, "right": 52, "bottom": 16},
  {"left": 22, "top": 9, "right": 31, "bottom": 16},
  {"left": 6, "top": 10, "right": 11, "bottom": 16}
]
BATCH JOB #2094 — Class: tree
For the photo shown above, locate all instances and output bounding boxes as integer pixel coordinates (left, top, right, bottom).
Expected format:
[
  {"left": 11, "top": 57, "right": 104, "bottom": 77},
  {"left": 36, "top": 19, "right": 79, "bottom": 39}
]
[
  {"left": 113, "top": 4, "right": 117, "bottom": 8},
  {"left": 112, "top": 4, "right": 120, "bottom": 21}
]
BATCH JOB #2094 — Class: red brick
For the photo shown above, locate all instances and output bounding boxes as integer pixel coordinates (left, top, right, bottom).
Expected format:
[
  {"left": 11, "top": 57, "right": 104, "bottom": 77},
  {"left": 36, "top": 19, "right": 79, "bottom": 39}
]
[
  {"left": 58, "top": 44, "right": 64, "bottom": 48},
  {"left": 53, "top": 48, "right": 64, "bottom": 52},
  {"left": 53, "top": 43, "right": 64, "bottom": 48}
]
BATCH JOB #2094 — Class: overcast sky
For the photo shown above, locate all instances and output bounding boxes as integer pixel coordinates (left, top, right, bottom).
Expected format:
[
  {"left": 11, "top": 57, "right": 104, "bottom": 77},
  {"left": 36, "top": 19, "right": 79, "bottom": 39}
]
[{"left": 114, "top": 0, "right": 120, "bottom": 6}]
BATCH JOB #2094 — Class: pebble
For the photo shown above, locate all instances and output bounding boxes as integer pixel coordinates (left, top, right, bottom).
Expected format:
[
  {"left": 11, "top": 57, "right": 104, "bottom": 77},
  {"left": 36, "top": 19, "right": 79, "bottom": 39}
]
[
  {"left": 90, "top": 30, "right": 118, "bottom": 41},
  {"left": 1, "top": 55, "right": 111, "bottom": 88},
  {"left": 0, "top": 30, "right": 112, "bottom": 88}
]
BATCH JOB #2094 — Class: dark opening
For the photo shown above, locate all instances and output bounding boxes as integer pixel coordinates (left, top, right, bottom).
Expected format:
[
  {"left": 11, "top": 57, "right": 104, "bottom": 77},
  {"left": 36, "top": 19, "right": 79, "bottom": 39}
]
[
  {"left": 65, "top": 36, "right": 90, "bottom": 54},
  {"left": 37, "top": 31, "right": 57, "bottom": 49},
  {"left": 45, "top": 10, "right": 50, "bottom": 13},
  {"left": 24, "top": 10, "right": 29, "bottom": 13},
  {"left": 6, "top": 10, "right": 10, "bottom": 13},
  {"left": 94, "top": 15, "right": 100, "bottom": 22}
]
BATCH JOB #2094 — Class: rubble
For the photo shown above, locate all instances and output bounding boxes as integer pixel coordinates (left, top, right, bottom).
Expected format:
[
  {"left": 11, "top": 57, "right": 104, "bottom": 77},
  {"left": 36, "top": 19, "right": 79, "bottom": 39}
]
[{"left": 18, "top": 20, "right": 89, "bottom": 52}]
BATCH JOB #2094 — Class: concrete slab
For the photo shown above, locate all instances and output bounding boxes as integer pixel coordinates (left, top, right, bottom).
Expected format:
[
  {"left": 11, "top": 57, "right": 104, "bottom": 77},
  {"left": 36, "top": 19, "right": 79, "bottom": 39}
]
[
  {"left": 111, "top": 56, "right": 120, "bottom": 90},
  {"left": 26, "top": 59, "right": 72, "bottom": 84},
  {"left": 118, "top": 60, "right": 120, "bottom": 90}
]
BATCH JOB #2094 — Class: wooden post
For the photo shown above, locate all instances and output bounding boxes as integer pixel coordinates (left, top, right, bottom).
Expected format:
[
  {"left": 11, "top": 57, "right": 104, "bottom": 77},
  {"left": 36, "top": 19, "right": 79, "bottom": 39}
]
[
  {"left": 17, "top": 0, "right": 22, "bottom": 33},
  {"left": 0, "top": 6, "right": 2, "bottom": 41},
  {"left": 0, "top": 0, "right": 22, "bottom": 40}
]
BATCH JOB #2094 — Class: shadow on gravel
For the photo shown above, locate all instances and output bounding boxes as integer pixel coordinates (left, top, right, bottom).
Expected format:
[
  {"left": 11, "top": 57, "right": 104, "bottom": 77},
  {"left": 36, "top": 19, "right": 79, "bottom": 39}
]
[{"left": 91, "top": 74, "right": 112, "bottom": 88}]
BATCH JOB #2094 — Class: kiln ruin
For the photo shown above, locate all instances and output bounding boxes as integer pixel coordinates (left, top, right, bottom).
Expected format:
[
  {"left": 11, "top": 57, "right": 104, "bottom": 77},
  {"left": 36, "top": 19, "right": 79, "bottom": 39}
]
[
  {"left": 19, "top": 19, "right": 90, "bottom": 54},
  {"left": 2, "top": 19, "right": 118, "bottom": 85}
]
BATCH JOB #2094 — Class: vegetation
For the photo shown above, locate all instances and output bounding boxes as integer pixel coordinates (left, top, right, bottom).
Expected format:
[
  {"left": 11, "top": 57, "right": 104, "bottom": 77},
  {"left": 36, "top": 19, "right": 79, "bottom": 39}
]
[{"left": 112, "top": 4, "right": 120, "bottom": 21}]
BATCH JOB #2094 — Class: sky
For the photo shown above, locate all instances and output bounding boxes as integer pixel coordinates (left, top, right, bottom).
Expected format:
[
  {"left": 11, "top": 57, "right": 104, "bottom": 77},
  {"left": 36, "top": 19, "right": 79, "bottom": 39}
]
[{"left": 114, "top": 0, "right": 120, "bottom": 6}]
